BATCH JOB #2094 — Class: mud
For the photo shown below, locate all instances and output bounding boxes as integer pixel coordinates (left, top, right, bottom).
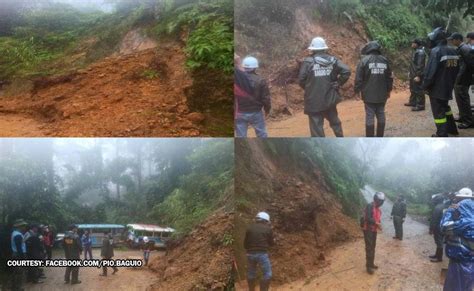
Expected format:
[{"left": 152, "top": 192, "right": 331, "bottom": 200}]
[
  {"left": 148, "top": 210, "right": 234, "bottom": 290},
  {"left": 24, "top": 249, "right": 161, "bottom": 291},
  {"left": 262, "top": 89, "right": 474, "bottom": 137}
]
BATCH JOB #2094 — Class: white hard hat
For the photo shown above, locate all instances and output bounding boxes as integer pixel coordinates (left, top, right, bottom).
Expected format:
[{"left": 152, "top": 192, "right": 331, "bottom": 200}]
[
  {"left": 308, "top": 37, "right": 329, "bottom": 51},
  {"left": 256, "top": 212, "right": 270, "bottom": 222},
  {"left": 143, "top": 236, "right": 149, "bottom": 243},
  {"left": 456, "top": 188, "right": 473, "bottom": 198},
  {"left": 242, "top": 56, "right": 259, "bottom": 69},
  {"left": 374, "top": 192, "right": 385, "bottom": 201}
]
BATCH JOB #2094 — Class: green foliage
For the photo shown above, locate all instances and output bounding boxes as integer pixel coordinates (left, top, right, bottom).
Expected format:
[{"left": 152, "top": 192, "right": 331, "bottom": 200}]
[
  {"left": 141, "top": 69, "right": 160, "bottom": 79},
  {"left": 361, "top": 4, "right": 430, "bottom": 51},
  {"left": 221, "top": 232, "right": 234, "bottom": 246},
  {"left": 153, "top": 0, "right": 233, "bottom": 74}
]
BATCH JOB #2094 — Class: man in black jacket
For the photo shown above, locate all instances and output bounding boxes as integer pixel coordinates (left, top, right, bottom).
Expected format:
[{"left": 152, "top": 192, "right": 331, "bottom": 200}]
[
  {"left": 100, "top": 232, "right": 118, "bottom": 276},
  {"left": 448, "top": 33, "right": 473, "bottom": 129},
  {"left": 244, "top": 212, "right": 274, "bottom": 291},
  {"left": 355, "top": 41, "right": 393, "bottom": 137},
  {"left": 235, "top": 56, "right": 271, "bottom": 138},
  {"left": 429, "top": 194, "right": 449, "bottom": 262},
  {"left": 299, "top": 37, "right": 351, "bottom": 137},
  {"left": 406, "top": 39, "right": 426, "bottom": 111},
  {"left": 423, "top": 27, "right": 460, "bottom": 137},
  {"left": 63, "top": 224, "right": 82, "bottom": 284},
  {"left": 24, "top": 224, "right": 44, "bottom": 284},
  {"left": 390, "top": 195, "right": 407, "bottom": 240}
]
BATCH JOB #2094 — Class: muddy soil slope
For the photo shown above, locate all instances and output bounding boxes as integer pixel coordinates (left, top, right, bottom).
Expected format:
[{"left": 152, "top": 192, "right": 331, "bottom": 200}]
[
  {"left": 0, "top": 32, "right": 231, "bottom": 137},
  {"left": 234, "top": 139, "right": 361, "bottom": 285},
  {"left": 148, "top": 210, "right": 234, "bottom": 290}
]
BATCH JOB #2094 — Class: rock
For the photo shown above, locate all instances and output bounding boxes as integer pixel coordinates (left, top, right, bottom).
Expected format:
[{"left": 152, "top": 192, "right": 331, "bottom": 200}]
[
  {"left": 186, "top": 112, "right": 206, "bottom": 123},
  {"left": 53, "top": 95, "right": 67, "bottom": 101}
]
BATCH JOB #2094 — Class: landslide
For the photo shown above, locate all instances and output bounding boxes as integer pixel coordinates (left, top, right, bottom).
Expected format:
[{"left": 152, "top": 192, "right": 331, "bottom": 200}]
[
  {"left": 234, "top": 139, "right": 361, "bottom": 285},
  {"left": 234, "top": 2, "right": 406, "bottom": 118},
  {"left": 148, "top": 210, "right": 234, "bottom": 291},
  {"left": 0, "top": 36, "right": 219, "bottom": 137}
]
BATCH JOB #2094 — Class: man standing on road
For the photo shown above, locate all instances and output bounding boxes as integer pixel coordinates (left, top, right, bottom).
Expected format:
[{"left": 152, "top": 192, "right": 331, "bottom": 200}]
[
  {"left": 24, "top": 224, "right": 45, "bottom": 284},
  {"left": 234, "top": 56, "right": 271, "bottom": 138},
  {"left": 429, "top": 194, "right": 449, "bottom": 263},
  {"left": 81, "top": 230, "right": 93, "bottom": 260},
  {"left": 43, "top": 226, "right": 54, "bottom": 260},
  {"left": 10, "top": 219, "right": 28, "bottom": 291},
  {"left": 390, "top": 195, "right": 407, "bottom": 240},
  {"left": 423, "top": 27, "right": 460, "bottom": 137},
  {"left": 299, "top": 37, "right": 351, "bottom": 137},
  {"left": 448, "top": 33, "right": 473, "bottom": 129},
  {"left": 100, "top": 232, "right": 118, "bottom": 276},
  {"left": 355, "top": 41, "right": 393, "bottom": 137},
  {"left": 63, "top": 224, "right": 82, "bottom": 284},
  {"left": 441, "top": 188, "right": 474, "bottom": 291},
  {"left": 405, "top": 39, "right": 426, "bottom": 111},
  {"left": 361, "top": 192, "right": 385, "bottom": 274},
  {"left": 244, "top": 212, "right": 274, "bottom": 291}
]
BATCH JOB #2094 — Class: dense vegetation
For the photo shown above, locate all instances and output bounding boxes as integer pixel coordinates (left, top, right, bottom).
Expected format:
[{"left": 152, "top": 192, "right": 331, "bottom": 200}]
[
  {"left": 0, "top": 139, "right": 233, "bottom": 235},
  {"left": 0, "top": 0, "right": 233, "bottom": 81},
  {"left": 322, "top": 0, "right": 474, "bottom": 52}
]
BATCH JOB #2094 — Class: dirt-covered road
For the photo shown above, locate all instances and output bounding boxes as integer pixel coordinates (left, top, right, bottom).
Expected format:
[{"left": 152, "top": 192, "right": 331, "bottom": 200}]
[
  {"left": 270, "top": 185, "right": 446, "bottom": 290},
  {"left": 23, "top": 249, "right": 162, "bottom": 291},
  {"left": 264, "top": 89, "right": 474, "bottom": 137}
]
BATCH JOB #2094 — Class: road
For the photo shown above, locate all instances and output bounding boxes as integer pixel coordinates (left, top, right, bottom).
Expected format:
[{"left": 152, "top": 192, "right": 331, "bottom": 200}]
[
  {"left": 21, "top": 249, "right": 162, "bottom": 291},
  {"left": 264, "top": 89, "right": 474, "bottom": 137}
]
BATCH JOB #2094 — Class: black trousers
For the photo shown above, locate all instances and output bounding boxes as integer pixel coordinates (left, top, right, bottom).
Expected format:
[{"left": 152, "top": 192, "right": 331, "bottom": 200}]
[
  {"left": 393, "top": 216, "right": 404, "bottom": 239},
  {"left": 410, "top": 79, "right": 425, "bottom": 107},
  {"left": 308, "top": 106, "right": 343, "bottom": 137},
  {"left": 454, "top": 84, "right": 473, "bottom": 125},
  {"left": 363, "top": 231, "right": 377, "bottom": 268},
  {"left": 64, "top": 266, "right": 79, "bottom": 283},
  {"left": 429, "top": 97, "right": 458, "bottom": 136}
]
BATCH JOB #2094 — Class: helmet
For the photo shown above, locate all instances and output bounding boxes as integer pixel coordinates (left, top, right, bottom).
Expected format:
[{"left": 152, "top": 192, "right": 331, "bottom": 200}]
[
  {"left": 242, "top": 56, "right": 259, "bottom": 69},
  {"left": 143, "top": 236, "right": 150, "bottom": 243},
  {"left": 308, "top": 37, "right": 329, "bottom": 51},
  {"left": 373, "top": 192, "right": 385, "bottom": 207},
  {"left": 427, "top": 27, "right": 447, "bottom": 48},
  {"left": 361, "top": 41, "right": 381, "bottom": 55},
  {"left": 456, "top": 188, "right": 473, "bottom": 198},
  {"left": 256, "top": 212, "right": 270, "bottom": 222}
]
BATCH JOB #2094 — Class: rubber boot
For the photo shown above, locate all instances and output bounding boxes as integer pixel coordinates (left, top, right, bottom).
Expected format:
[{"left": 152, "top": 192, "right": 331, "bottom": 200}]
[
  {"left": 376, "top": 122, "right": 385, "bottom": 137},
  {"left": 435, "top": 123, "right": 448, "bottom": 137},
  {"left": 366, "top": 125, "right": 375, "bottom": 137},
  {"left": 430, "top": 248, "right": 443, "bottom": 262},
  {"left": 447, "top": 114, "right": 459, "bottom": 136},
  {"left": 260, "top": 279, "right": 271, "bottom": 291},
  {"left": 247, "top": 279, "right": 257, "bottom": 291}
]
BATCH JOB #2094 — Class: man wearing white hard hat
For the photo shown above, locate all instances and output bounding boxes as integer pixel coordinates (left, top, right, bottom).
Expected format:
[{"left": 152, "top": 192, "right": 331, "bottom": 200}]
[
  {"left": 441, "top": 187, "right": 474, "bottom": 291},
  {"left": 235, "top": 56, "right": 272, "bottom": 138},
  {"left": 298, "top": 37, "right": 351, "bottom": 137},
  {"left": 244, "top": 212, "right": 274, "bottom": 291}
]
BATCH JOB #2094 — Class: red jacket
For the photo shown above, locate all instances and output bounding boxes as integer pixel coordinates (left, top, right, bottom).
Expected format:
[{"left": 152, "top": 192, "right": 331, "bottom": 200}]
[{"left": 363, "top": 202, "right": 382, "bottom": 232}]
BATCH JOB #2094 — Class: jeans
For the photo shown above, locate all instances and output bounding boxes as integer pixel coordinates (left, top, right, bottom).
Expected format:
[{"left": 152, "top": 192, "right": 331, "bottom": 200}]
[
  {"left": 144, "top": 250, "right": 150, "bottom": 265},
  {"left": 84, "top": 246, "right": 93, "bottom": 260},
  {"left": 235, "top": 111, "right": 268, "bottom": 138},
  {"left": 247, "top": 252, "right": 272, "bottom": 280},
  {"left": 364, "top": 102, "right": 386, "bottom": 126}
]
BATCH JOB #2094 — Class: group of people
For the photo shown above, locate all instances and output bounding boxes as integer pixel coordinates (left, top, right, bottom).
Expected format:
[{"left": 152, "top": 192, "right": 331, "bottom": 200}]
[
  {"left": 244, "top": 188, "right": 474, "bottom": 290},
  {"left": 361, "top": 188, "right": 474, "bottom": 290},
  {"left": 8, "top": 222, "right": 121, "bottom": 290},
  {"left": 9, "top": 220, "right": 54, "bottom": 289},
  {"left": 235, "top": 28, "right": 474, "bottom": 138}
]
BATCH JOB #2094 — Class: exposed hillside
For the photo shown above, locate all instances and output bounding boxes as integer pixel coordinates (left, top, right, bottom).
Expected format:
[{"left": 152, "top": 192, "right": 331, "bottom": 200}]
[
  {"left": 0, "top": 0, "right": 233, "bottom": 136},
  {"left": 234, "top": 139, "right": 364, "bottom": 285}
]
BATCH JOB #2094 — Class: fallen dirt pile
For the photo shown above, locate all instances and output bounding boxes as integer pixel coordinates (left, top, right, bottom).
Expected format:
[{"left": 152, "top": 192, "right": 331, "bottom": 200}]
[
  {"left": 235, "top": 6, "right": 406, "bottom": 118},
  {"left": 0, "top": 41, "right": 210, "bottom": 137},
  {"left": 148, "top": 210, "right": 234, "bottom": 291},
  {"left": 235, "top": 139, "right": 361, "bottom": 285}
]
